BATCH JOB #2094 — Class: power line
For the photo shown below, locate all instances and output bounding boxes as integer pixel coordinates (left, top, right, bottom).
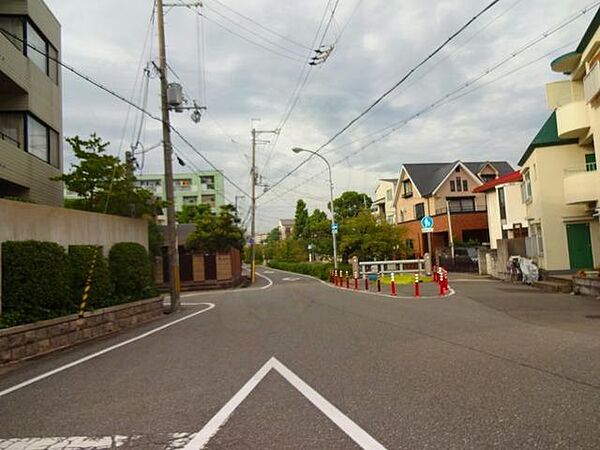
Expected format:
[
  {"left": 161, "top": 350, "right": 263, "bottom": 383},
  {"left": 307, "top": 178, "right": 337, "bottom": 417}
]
[
  {"left": 264, "top": 0, "right": 502, "bottom": 196},
  {"left": 206, "top": 0, "right": 313, "bottom": 51},
  {"left": 0, "top": 26, "right": 251, "bottom": 199}
]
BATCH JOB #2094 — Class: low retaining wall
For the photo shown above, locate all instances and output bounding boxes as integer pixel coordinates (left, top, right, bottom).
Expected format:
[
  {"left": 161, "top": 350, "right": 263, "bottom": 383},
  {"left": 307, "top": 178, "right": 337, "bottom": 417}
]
[
  {"left": 573, "top": 277, "right": 600, "bottom": 297},
  {"left": 0, "top": 296, "right": 164, "bottom": 366}
]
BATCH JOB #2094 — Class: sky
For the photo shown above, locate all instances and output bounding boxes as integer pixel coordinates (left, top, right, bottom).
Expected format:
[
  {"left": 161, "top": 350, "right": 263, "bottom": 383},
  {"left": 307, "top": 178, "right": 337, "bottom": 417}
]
[{"left": 45, "top": 0, "right": 598, "bottom": 232}]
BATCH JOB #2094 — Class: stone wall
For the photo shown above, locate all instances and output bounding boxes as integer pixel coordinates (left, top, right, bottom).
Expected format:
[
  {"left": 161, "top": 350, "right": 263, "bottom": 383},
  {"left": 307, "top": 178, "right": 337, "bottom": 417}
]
[
  {"left": 0, "top": 296, "right": 164, "bottom": 366},
  {"left": 573, "top": 277, "right": 600, "bottom": 296}
]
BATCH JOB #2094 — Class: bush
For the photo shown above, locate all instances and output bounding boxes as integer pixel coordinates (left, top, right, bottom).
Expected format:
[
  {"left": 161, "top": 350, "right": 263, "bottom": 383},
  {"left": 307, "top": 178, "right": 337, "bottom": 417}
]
[
  {"left": 69, "top": 246, "right": 113, "bottom": 310},
  {"left": 267, "top": 261, "right": 351, "bottom": 281},
  {"left": 109, "top": 242, "right": 154, "bottom": 300},
  {"left": 1, "top": 241, "right": 72, "bottom": 323}
]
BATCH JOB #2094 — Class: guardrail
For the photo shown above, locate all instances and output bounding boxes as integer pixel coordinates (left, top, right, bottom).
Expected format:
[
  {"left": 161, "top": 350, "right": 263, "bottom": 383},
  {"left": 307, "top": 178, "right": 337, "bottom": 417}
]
[
  {"left": 359, "top": 259, "right": 425, "bottom": 277},
  {"left": 0, "top": 131, "right": 21, "bottom": 148}
]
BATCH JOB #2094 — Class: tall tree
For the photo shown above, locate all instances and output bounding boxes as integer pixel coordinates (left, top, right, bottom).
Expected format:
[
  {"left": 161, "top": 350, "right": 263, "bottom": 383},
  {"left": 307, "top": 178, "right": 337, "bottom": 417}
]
[
  {"left": 329, "top": 191, "right": 372, "bottom": 223},
  {"left": 176, "top": 203, "right": 211, "bottom": 224},
  {"left": 266, "top": 227, "right": 281, "bottom": 243},
  {"left": 186, "top": 205, "right": 245, "bottom": 253},
  {"left": 306, "top": 208, "right": 332, "bottom": 256},
  {"left": 293, "top": 199, "right": 309, "bottom": 239},
  {"left": 54, "top": 134, "right": 161, "bottom": 218},
  {"left": 339, "top": 210, "right": 406, "bottom": 261}
]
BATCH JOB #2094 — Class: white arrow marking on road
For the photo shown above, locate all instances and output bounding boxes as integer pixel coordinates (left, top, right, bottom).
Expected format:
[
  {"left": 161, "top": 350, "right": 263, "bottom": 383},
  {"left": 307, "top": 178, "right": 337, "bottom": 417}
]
[
  {"left": 282, "top": 277, "right": 301, "bottom": 282},
  {"left": 183, "top": 357, "right": 387, "bottom": 450}
]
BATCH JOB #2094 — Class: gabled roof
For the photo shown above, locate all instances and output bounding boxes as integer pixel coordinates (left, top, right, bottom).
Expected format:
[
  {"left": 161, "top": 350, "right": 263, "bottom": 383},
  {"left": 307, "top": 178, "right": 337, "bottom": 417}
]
[
  {"left": 402, "top": 160, "right": 514, "bottom": 197},
  {"left": 518, "top": 112, "right": 579, "bottom": 166},
  {"left": 472, "top": 171, "right": 523, "bottom": 193},
  {"left": 379, "top": 178, "right": 397, "bottom": 183}
]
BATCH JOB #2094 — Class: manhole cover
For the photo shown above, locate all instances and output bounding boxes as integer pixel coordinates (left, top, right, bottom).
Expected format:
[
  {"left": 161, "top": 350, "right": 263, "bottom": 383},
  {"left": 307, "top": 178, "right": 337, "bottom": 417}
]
[{"left": 585, "top": 315, "right": 600, "bottom": 319}]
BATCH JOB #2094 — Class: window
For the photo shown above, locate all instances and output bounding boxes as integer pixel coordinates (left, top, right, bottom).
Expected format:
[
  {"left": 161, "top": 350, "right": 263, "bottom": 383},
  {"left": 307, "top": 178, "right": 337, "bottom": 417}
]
[
  {"left": 462, "top": 179, "right": 468, "bottom": 192},
  {"left": 0, "top": 16, "right": 24, "bottom": 52},
  {"left": 415, "top": 203, "right": 425, "bottom": 219},
  {"left": 498, "top": 187, "right": 506, "bottom": 221},
  {"left": 48, "top": 44, "right": 59, "bottom": 84},
  {"left": 402, "top": 180, "right": 412, "bottom": 198},
  {"left": 585, "top": 153, "right": 597, "bottom": 172},
  {"left": 387, "top": 214, "right": 395, "bottom": 224},
  {"left": 201, "top": 194, "right": 216, "bottom": 207},
  {"left": 406, "top": 239, "right": 414, "bottom": 250},
  {"left": 183, "top": 196, "right": 197, "bottom": 205},
  {"left": 522, "top": 171, "right": 532, "bottom": 202},
  {"left": 26, "top": 22, "right": 48, "bottom": 75},
  {"left": 456, "top": 177, "right": 462, "bottom": 192},
  {"left": 455, "top": 166, "right": 460, "bottom": 172},
  {"left": 200, "top": 175, "right": 215, "bottom": 190},
  {"left": 480, "top": 174, "right": 496, "bottom": 182},
  {"left": 175, "top": 179, "right": 191, "bottom": 190},
  {"left": 447, "top": 197, "right": 475, "bottom": 212},
  {"left": 0, "top": 113, "right": 25, "bottom": 148},
  {"left": 399, "top": 210, "right": 405, "bottom": 222},
  {"left": 386, "top": 189, "right": 393, "bottom": 201},
  {"left": 27, "top": 115, "right": 48, "bottom": 161},
  {"left": 450, "top": 180, "right": 456, "bottom": 192}
]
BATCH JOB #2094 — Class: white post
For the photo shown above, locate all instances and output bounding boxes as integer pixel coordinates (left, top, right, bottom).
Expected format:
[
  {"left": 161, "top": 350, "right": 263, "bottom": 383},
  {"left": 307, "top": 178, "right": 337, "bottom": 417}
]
[{"left": 447, "top": 200, "right": 455, "bottom": 260}]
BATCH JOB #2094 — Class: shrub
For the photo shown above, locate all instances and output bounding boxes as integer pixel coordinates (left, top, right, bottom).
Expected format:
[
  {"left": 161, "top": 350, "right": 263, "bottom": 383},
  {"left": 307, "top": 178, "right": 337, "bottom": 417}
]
[
  {"left": 267, "top": 261, "right": 351, "bottom": 281},
  {"left": 109, "top": 242, "right": 154, "bottom": 300},
  {"left": 1, "top": 241, "right": 72, "bottom": 323},
  {"left": 69, "top": 245, "right": 113, "bottom": 310}
]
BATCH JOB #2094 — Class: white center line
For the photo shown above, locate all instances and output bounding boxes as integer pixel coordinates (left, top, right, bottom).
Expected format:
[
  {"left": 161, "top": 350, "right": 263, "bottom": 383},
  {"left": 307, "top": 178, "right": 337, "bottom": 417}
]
[{"left": 0, "top": 303, "right": 216, "bottom": 399}]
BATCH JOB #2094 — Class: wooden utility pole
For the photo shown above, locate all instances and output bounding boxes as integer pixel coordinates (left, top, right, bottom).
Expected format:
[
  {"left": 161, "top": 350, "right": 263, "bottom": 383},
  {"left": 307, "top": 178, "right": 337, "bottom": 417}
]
[{"left": 157, "top": 0, "right": 180, "bottom": 312}]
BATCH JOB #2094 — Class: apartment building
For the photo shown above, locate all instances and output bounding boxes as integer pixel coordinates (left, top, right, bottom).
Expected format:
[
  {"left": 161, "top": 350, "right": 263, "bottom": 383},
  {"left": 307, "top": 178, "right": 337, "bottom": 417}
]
[
  {"left": 517, "top": 9, "right": 600, "bottom": 271},
  {"left": 371, "top": 178, "right": 397, "bottom": 224},
  {"left": 136, "top": 171, "right": 225, "bottom": 225},
  {"left": 393, "top": 160, "right": 513, "bottom": 256},
  {"left": 0, "top": 0, "right": 63, "bottom": 205},
  {"left": 278, "top": 219, "right": 294, "bottom": 240},
  {"left": 473, "top": 171, "right": 528, "bottom": 249}
]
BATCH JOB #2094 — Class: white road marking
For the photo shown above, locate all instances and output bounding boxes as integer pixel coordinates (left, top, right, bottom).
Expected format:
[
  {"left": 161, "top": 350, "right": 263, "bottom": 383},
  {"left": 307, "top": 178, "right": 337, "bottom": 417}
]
[
  {"left": 0, "top": 433, "right": 195, "bottom": 449},
  {"left": 263, "top": 270, "right": 275, "bottom": 274},
  {"left": 282, "top": 277, "right": 301, "bottom": 282},
  {"left": 0, "top": 303, "right": 216, "bottom": 399},
  {"left": 183, "top": 357, "right": 387, "bottom": 450},
  {"left": 168, "top": 271, "right": 274, "bottom": 300}
]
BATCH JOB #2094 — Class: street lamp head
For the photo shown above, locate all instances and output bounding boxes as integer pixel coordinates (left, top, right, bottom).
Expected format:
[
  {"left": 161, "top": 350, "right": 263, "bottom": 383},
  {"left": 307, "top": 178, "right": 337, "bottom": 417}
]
[{"left": 291, "top": 147, "right": 304, "bottom": 154}]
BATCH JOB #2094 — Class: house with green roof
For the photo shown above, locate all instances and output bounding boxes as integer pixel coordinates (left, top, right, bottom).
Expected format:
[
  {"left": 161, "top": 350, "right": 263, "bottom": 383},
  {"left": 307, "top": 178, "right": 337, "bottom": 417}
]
[{"left": 518, "top": 8, "right": 600, "bottom": 271}]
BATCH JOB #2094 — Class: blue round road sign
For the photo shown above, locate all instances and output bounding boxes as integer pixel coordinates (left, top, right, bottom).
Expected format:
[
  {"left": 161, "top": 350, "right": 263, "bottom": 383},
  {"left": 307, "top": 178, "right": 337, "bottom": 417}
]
[{"left": 420, "top": 216, "right": 434, "bottom": 229}]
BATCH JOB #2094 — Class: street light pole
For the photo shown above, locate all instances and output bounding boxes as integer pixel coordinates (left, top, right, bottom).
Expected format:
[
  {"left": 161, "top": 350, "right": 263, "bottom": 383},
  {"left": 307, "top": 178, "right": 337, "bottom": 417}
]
[{"left": 292, "top": 148, "right": 338, "bottom": 269}]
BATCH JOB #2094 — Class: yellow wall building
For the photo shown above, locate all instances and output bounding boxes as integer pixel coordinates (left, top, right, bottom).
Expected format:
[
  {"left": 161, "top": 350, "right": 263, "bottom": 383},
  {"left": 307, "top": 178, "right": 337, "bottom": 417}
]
[
  {"left": 0, "top": 0, "right": 63, "bottom": 206},
  {"left": 519, "top": 9, "right": 600, "bottom": 270}
]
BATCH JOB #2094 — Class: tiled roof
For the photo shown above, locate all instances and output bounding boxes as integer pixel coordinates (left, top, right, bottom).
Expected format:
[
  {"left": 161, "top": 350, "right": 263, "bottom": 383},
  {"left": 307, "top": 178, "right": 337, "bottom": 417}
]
[
  {"left": 472, "top": 171, "right": 523, "bottom": 193},
  {"left": 518, "top": 112, "right": 578, "bottom": 166}
]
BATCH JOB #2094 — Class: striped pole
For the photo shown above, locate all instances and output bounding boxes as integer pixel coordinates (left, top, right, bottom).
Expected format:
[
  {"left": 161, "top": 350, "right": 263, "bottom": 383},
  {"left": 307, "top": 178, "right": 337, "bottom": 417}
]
[
  {"left": 78, "top": 246, "right": 100, "bottom": 318},
  {"left": 414, "top": 273, "right": 420, "bottom": 298}
]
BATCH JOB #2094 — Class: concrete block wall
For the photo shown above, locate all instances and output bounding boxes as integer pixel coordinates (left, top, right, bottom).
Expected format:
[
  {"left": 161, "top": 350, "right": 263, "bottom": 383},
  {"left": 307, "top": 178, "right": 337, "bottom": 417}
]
[{"left": 0, "top": 296, "right": 164, "bottom": 366}]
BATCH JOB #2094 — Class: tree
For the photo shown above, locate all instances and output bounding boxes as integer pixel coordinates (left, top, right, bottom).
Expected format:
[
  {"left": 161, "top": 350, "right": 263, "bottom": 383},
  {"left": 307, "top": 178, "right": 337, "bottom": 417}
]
[
  {"left": 339, "top": 211, "right": 406, "bottom": 261},
  {"left": 329, "top": 191, "right": 372, "bottom": 223},
  {"left": 54, "top": 134, "right": 161, "bottom": 218},
  {"left": 186, "top": 205, "right": 245, "bottom": 253},
  {"left": 293, "top": 199, "right": 309, "bottom": 240},
  {"left": 305, "top": 209, "right": 332, "bottom": 257},
  {"left": 176, "top": 203, "right": 211, "bottom": 224},
  {"left": 266, "top": 227, "right": 281, "bottom": 243}
]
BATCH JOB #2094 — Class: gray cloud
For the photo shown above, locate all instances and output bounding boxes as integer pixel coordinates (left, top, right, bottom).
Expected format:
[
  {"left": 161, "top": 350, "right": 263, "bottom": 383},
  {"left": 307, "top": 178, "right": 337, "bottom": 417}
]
[{"left": 46, "top": 0, "right": 594, "bottom": 232}]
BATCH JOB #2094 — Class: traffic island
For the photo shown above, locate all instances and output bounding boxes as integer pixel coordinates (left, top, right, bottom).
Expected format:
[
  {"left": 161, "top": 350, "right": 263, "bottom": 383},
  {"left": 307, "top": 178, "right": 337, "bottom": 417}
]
[{"left": 0, "top": 296, "right": 164, "bottom": 366}]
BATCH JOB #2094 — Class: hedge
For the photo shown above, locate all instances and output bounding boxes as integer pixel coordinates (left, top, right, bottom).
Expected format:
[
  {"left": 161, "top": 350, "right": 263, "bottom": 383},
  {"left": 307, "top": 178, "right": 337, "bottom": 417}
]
[
  {"left": 1, "top": 241, "right": 72, "bottom": 323},
  {"left": 69, "top": 245, "right": 112, "bottom": 310},
  {"left": 109, "top": 242, "right": 154, "bottom": 300},
  {"left": 267, "top": 261, "right": 351, "bottom": 281}
]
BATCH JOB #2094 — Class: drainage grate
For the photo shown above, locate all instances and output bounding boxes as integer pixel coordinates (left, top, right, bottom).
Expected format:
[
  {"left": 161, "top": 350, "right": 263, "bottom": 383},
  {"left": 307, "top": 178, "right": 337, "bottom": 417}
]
[{"left": 585, "top": 315, "right": 600, "bottom": 319}]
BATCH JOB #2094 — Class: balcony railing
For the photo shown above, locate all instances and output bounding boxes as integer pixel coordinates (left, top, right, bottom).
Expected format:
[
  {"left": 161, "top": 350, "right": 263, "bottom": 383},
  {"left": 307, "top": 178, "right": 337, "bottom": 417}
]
[
  {"left": 0, "top": 131, "right": 21, "bottom": 148},
  {"left": 435, "top": 204, "right": 487, "bottom": 215},
  {"left": 584, "top": 62, "right": 600, "bottom": 103}
]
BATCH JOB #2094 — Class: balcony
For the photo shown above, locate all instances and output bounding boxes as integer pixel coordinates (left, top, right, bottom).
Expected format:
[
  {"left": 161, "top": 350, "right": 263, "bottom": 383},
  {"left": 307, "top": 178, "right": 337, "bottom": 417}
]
[
  {"left": 555, "top": 101, "right": 590, "bottom": 140},
  {"left": 546, "top": 80, "right": 584, "bottom": 109},
  {"left": 584, "top": 62, "right": 600, "bottom": 103},
  {"left": 435, "top": 204, "right": 487, "bottom": 215},
  {"left": 563, "top": 168, "right": 598, "bottom": 205}
]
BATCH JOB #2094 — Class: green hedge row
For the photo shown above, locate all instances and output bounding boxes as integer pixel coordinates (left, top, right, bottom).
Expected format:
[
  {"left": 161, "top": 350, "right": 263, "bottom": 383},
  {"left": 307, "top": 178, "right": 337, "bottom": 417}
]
[
  {"left": 267, "top": 261, "right": 352, "bottom": 281},
  {"left": 1, "top": 241, "right": 156, "bottom": 328}
]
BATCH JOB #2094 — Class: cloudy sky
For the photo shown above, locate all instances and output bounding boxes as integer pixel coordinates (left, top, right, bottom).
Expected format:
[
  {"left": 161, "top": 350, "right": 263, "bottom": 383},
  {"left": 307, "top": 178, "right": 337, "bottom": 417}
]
[{"left": 45, "top": 0, "right": 597, "bottom": 232}]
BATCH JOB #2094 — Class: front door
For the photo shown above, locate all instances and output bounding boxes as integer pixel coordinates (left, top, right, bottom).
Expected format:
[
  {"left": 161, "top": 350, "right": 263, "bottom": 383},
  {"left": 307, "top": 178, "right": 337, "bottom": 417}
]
[{"left": 566, "top": 223, "right": 594, "bottom": 269}]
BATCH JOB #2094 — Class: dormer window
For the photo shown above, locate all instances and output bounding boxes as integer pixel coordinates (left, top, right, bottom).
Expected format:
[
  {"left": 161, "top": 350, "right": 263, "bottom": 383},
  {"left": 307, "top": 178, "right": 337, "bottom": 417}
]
[{"left": 402, "top": 180, "right": 413, "bottom": 198}]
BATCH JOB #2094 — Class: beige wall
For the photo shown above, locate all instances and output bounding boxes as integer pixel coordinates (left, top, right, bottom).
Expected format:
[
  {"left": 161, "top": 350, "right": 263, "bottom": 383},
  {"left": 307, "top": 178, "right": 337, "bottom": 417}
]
[
  {"left": 375, "top": 180, "right": 396, "bottom": 222},
  {"left": 0, "top": 199, "right": 149, "bottom": 312},
  {"left": 0, "top": 0, "right": 63, "bottom": 205},
  {"left": 523, "top": 145, "right": 599, "bottom": 270},
  {"left": 433, "top": 166, "right": 486, "bottom": 213},
  {"left": 395, "top": 171, "right": 433, "bottom": 222},
  {"left": 485, "top": 183, "right": 527, "bottom": 250}
]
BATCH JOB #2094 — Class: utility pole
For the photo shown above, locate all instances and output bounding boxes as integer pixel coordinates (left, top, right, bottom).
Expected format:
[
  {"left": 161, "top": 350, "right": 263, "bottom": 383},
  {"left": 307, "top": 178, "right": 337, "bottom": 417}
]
[
  {"left": 157, "top": 0, "right": 180, "bottom": 312},
  {"left": 250, "top": 124, "right": 278, "bottom": 283}
]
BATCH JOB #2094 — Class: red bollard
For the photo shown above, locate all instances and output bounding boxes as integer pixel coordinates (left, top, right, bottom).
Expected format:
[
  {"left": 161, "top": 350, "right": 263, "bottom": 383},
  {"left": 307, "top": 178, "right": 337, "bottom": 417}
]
[
  {"left": 433, "top": 266, "right": 437, "bottom": 282},
  {"left": 354, "top": 276, "right": 358, "bottom": 290},
  {"left": 346, "top": 271, "right": 350, "bottom": 289},
  {"left": 444, "top": 270, "right": 449, "bottom": 293},
  {"left": 414, "top": 273, "right": 420, "bottom": 298},
  {"left": 390, "top": 272, "right": 396, "bottom": 296}
]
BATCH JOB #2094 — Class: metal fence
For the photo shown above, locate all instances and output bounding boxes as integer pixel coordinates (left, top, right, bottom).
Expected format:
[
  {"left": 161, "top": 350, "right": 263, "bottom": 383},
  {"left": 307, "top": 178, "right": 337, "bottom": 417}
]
[{"left": 359, "top": 259, "right": 425, "bottom": 277}]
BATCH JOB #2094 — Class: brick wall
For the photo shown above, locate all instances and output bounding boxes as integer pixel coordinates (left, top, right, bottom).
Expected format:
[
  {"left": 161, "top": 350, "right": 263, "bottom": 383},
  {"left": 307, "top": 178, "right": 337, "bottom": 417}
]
[
  {"left": 402, "top": 212, "right": 489, "bottom": 256},
  {"left": 0, "top": 296, "right": 164, "bottom": 366}
]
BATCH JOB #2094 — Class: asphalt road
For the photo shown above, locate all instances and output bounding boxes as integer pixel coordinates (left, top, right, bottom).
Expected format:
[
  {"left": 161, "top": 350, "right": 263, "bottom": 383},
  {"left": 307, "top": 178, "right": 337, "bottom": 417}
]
[{"left": 0, "top": 268, "right": 599, "bottom": 449}]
